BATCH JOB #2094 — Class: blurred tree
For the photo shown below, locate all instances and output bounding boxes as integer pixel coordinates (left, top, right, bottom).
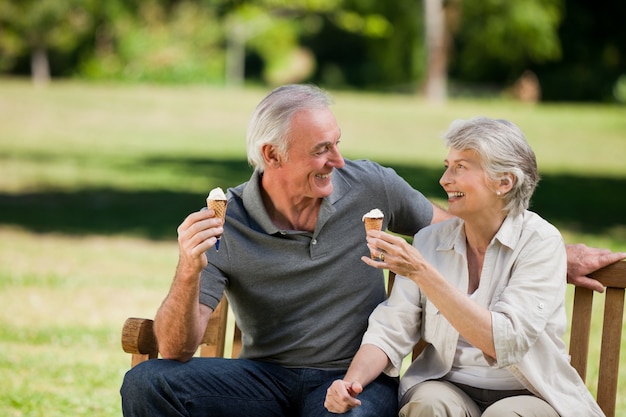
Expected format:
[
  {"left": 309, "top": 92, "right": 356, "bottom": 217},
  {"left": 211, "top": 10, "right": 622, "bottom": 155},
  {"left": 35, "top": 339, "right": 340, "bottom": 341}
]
[
  {"left": 0, "top": 0, "right": 94, "bottom": 85},
  {"left": 216, "top": 0, "right": 340, "bottom": 87},
  {"left": 304, "top": 0, "right": 419, "bottom": 90},
  {"left": 81, "top": 0, "right": 224, "bottom": 83},
  {"left": 449, "top": 0, "right": 563, "bottom": 89},
  {"left": 423, "top": 0, "right": 451, "bottom": 102},
  {"left": 220, "top": 2, "right": 317, "bottom": 87},
  {"left": 535, "top": 0, "right": 626, "bottom": 101},
  {"left": 0, "top": 0, "right": 622, "bottom": 101},
  {"left": 305, "top": 0, "right": 561, "bottom": 97}
]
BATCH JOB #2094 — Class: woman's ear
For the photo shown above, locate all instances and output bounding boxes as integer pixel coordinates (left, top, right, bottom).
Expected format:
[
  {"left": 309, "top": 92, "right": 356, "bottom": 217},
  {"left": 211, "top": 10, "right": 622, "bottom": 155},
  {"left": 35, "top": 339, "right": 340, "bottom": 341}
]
[
  {"left": 498, "top": 174, "right": 515, "bottom": 194},
  {"left": 261, "top": 144, "right": 283, "bottom": 168}
]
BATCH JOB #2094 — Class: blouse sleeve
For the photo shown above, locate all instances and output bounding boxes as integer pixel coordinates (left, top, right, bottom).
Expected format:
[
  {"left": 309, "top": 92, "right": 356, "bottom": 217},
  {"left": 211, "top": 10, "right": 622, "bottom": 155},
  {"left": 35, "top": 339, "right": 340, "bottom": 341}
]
[
  {"left": 361, "top": 275, "right": 424, "bottom": 376},
  {"left": 489, "top": 230, "right": 567, "bottom": 367}
]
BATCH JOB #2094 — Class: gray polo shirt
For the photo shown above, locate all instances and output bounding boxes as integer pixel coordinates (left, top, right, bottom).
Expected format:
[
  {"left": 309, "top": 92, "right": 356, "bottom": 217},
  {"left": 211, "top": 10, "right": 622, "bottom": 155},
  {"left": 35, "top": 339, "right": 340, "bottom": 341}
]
[{"left": 200, "top": 158, "right": 433, "bottom": 369}]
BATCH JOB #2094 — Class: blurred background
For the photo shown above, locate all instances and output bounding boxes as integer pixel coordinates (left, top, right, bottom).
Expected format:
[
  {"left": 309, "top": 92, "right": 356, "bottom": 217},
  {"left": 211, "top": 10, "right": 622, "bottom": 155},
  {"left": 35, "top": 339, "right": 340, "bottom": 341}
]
[
  {"left": 1, "top": 1, "right": 625, "bottom": 416},
  {"left": 1, "top": 0, "right": 625, "bottom": 102}
]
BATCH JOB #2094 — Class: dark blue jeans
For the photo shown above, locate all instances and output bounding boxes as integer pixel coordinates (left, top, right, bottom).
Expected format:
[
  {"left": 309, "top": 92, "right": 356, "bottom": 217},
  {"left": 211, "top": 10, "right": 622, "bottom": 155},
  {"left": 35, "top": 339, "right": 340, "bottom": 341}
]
[{"left": 121, "top": 357, "right": 398, "bottom": 417}]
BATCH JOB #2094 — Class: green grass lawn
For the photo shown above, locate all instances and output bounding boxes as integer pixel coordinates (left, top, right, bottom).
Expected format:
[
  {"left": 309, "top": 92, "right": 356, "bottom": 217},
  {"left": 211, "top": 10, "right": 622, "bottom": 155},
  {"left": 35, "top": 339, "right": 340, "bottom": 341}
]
[{"left": 1, "top": 78, "right": 625, "bottom": 416}]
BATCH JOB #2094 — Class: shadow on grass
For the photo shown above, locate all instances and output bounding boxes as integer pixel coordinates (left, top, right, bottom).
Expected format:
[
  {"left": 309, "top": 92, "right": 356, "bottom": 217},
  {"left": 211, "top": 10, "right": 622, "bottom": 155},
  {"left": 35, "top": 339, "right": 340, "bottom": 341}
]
[{"left": 1, "top": 157, "right": 624, "bottom": 242}]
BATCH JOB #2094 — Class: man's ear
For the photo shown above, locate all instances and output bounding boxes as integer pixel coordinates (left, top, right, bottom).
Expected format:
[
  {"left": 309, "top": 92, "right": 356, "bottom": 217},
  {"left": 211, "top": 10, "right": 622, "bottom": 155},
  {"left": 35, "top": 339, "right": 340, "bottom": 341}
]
[{"left": 262, "top": 144, "right": 282, "bottom": 168}]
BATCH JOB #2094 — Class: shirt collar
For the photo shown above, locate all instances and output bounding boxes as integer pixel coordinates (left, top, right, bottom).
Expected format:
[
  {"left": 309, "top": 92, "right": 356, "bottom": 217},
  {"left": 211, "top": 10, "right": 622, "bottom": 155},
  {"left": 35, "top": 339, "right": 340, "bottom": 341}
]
[
  {"left": 438, "top": 212, "right": 525, "bottom": 253},
  {"left": 241, "top": 166, "right": 351, "bottom": 235}
]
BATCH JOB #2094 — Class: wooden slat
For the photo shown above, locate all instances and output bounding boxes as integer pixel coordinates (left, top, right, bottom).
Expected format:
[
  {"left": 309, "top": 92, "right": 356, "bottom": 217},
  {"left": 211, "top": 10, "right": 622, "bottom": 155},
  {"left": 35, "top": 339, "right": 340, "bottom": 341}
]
[
  {"left": 130, "top": 352, "right": 151, "bottom": 368},
  {"left": 569, "top": 286, "right": 593, "bottom": 381},
  {"left": 232, "top": 324, "right": 242, "bottom": 358},
  {"left": 596, "top": 286, "right": 625, "bottom": 417},
  {"left": 200, "top": 297, "right": 229, "bottom": 358},
  {"left": 569, "top": 260, "right": 626, "bottom": 417},
  {"left": 588, "top": 260, "right": 626, "bottom": 289},
  {"left": 387, "top": 271, "right": 396, "bottom": 298}
]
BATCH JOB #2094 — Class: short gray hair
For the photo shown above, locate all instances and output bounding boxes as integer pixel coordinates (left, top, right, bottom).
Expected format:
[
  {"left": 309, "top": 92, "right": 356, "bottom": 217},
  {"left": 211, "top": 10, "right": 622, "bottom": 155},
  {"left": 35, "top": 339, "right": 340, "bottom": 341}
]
[
  {"left": 442, "top": 116, "right": 539, "bottom": 217},
  {"left": 246, "top": 84, "right": 334, "bottom": 172}
]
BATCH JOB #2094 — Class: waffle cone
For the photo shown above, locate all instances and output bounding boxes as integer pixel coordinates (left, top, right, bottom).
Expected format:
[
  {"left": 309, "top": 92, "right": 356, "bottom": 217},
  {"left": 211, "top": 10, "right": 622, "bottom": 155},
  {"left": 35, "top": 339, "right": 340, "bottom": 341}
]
[
  {"left": 206, "top": 199, "right": 227, "bottom": 220},
  {"left": 363, "top": 217, "right": 383, "bottom": 232},
  {"left": 363, "top": 217, "right": 383, "bottom": 259},
  {"left": 207, "top": 199, "right": 227, "bottom": 240}
]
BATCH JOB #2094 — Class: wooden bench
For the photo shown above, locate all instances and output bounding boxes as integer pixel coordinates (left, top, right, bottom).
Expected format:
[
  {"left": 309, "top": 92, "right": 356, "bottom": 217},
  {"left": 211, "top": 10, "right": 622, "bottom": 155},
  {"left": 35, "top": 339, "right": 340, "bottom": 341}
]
[{"left": 122, "top": 260, "right": 626, "bottom": 417}]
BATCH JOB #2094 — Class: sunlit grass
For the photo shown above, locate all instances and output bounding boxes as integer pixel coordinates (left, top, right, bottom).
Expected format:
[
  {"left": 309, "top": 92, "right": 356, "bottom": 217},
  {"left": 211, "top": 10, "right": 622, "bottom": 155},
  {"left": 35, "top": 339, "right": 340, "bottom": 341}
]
[{"left": 0, "top": 226, "right": 175, "bottom": 416}]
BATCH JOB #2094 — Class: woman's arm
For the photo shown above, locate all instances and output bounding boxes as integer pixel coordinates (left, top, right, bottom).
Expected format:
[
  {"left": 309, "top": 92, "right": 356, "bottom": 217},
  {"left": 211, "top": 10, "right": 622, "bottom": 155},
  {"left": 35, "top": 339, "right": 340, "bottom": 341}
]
[{"left": 362, "top": 231, "right": 497, "bottom": 357}]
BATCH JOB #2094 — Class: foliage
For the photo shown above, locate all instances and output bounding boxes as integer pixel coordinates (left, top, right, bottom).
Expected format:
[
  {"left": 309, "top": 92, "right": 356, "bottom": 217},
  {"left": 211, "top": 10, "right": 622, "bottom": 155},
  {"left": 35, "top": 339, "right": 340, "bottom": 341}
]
[
  {"left": 223, "top": 0, "right": 400, "bottom": 86},
  {"left": 535, "top": 0, "right": 626, "bottom": 101},
  {"left": 0, "top": 0, "right": 95, "bottom": 74},
  {"left": 0, "top": 0, "right": 624, "bottom": 100},
  {"left": 81, "top": 0, "right": 224, "bottom": 83},
  {"left": 614, "top": 74, "right": 626, "bottom": 104},
  {"left": 225, "top": 3, "right": 308, "bottom": 85},
  {"left": 450, "top": 0, "right": 563, "bottom": 83},
  {"left": 311, "top": 0, "right": 424, "bottom": 90}
]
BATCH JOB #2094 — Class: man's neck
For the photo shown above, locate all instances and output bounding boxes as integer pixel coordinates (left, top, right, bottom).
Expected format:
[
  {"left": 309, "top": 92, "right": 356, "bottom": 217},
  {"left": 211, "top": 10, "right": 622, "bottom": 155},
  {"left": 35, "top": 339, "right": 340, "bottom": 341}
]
[{"left": 260, "top": 173, "right": 321, "bottom": 232}]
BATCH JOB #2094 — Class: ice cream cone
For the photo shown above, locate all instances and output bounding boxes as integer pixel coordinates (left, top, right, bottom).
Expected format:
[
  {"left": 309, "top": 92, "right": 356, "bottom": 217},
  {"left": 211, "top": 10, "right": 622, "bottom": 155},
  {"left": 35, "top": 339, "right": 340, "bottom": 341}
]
[
  {"left": 363, "top": 217, "right": 383, "bottom": 232},
  {"left": 207, "top": 187, "right": 228, "bottom": 251},
  {"left": 362, "top": 209, "right": 384, "bottom": 259},
  {"left": 206, "top": 199, "right": 227, "bottom": 225}
]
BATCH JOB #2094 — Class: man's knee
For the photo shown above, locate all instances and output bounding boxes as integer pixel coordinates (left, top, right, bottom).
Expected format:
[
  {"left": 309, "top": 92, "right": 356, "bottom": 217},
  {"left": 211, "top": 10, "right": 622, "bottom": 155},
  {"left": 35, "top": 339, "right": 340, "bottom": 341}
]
[
  {"left": 121, "top": 361, "right": 152, "bottom": 397},
  {"left": 355, "top": 375, "right": 398, "bottom": 417},
  {"left": 121, "top": 359, "right": 182, "bottom": 400},
  {"left": 120, "top": 361, "right": 171, "bottom": 416}
]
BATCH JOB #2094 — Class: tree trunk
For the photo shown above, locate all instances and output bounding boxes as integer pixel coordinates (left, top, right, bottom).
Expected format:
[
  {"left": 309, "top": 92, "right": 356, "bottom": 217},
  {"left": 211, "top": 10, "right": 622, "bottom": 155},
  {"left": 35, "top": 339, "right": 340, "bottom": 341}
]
[
  {"left": 225, "top": 21, "right": 246, "bottom": 88},
  {"left": 424, "top": 0, "right": 447, "bottom": 103},
  {"left": 31, "top": 45, "right": 51, "bottom": 86}
]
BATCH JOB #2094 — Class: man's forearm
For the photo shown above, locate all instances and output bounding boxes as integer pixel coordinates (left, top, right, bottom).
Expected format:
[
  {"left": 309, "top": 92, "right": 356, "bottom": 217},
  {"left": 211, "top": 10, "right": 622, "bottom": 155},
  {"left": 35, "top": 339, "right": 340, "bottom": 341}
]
[{"left": 154, "top": 268, "right": 208, "bottom": 361}]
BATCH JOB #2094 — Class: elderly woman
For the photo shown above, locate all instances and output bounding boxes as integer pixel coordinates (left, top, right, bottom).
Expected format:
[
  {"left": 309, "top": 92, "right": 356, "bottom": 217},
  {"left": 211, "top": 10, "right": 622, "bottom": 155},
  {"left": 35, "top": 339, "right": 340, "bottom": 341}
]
[{"left": 324, "top": 117, "right": 604, "bottom": 417}]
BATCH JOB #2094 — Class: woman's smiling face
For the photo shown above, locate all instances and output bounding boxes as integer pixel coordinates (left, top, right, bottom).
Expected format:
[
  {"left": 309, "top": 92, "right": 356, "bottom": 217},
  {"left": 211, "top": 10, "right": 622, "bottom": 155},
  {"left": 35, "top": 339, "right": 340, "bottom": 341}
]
[{"left": 439, "top": 148, "right": 500, "bottom": 219}]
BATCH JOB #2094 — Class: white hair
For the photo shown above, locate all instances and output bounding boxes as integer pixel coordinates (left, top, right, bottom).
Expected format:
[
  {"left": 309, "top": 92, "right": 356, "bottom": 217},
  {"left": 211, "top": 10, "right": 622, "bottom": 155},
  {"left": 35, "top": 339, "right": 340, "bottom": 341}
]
[
  {"left": 246, "top": 84, "right": 334, "bottom": 172},
  {"left": 442, "top": 116, "right": 539, "bottom": 216}
]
